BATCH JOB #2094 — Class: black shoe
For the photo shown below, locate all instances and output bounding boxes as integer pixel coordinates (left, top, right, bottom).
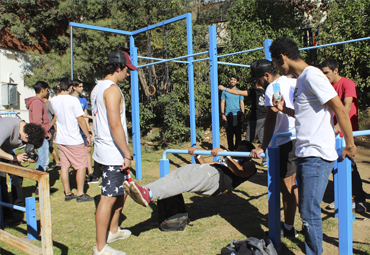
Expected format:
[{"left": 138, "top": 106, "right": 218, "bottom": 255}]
[
  {"left": 87, "top": 174, "right": 99, "bottom": 184},
  {"left": 356, "top": 202, "right": 367, "bottom": 213},
  {"left": 76, "top": 193, "right": 94, "bottom": 202},
  {"left": 65, "top": 192, "right": 77, "bottom": 202},
  {"left": 281, "top": 224, "right": 298, "bottom": 238}
]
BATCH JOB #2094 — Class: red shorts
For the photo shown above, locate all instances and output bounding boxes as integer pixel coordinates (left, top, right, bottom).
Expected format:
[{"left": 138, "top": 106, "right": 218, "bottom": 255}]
[{"left": 56, "top": 143, "right": 88, "bottom": 170}]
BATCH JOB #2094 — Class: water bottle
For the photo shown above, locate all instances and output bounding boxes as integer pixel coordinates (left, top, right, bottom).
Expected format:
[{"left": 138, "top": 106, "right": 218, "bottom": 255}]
[{"left": 352, "top": 197, "right": 356, "bottom": 222}]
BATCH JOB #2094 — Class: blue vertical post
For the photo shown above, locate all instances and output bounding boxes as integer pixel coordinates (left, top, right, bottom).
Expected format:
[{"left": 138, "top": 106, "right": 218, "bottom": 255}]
[
  {"left": 334, "top": 135, "right": 342, "bottom": 217},
  {"left": 186, "top": 13, "right": 196, "bottom": 164},
  {"left": 264, "top": 39, "right": 272, "bottom": 61},
  {"left": 25, "top": 197, "right": 37, "bottom": 240},
  {"left": 160, "top": 159, "right": 170, "bottom": 178},
  {"left": 337, "top": 149, "right": 352, "bottom": 255},
  {"left": 130, "top": 38, "right": 142, "bottom": 180},
  {"left": 209, "top": 26, "right": 220, "bottom": 161},
  {"left": 70, "top": 26, "right": 74, "bottom": 80},
  {"left": 267, "top": 147, "right": 281, "bottom": 254},
  {"left": 0, "top": 185, "right": 3, "bottom": 229}
]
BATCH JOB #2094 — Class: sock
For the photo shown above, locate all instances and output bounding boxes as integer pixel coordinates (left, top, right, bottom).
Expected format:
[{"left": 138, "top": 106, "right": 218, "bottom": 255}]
[{"left": 284, "top": 223, "right": 294, "bottom": 231}]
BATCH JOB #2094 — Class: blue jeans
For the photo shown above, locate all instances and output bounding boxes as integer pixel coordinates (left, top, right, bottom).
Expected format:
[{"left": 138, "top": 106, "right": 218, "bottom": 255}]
[
  {"left": 297, "top": 157, "right": 335, "bottom": 255},
  {"left": 36, "top": 138, "right": 49, "bottom": 172}
]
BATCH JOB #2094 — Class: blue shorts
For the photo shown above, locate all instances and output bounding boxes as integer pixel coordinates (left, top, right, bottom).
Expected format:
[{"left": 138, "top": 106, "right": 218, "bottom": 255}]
[{"left": 101, "top": 165, "right": 128, "bottom": 197}]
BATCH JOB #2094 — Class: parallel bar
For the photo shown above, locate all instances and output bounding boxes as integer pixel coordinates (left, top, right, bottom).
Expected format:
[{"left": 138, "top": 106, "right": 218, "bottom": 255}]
[
  {"left": 138, "top": 51, "right": 208, "bottom": 68},
  {"left": 218, "top": 62, "right": 250, "bottom": 68},
  {"left": 217, "top": 47, "right": 264, "bottom": 59},
  {"left": 69, "top": 22, "right": 132, "bottom": 36},
  {"left": 0, "top": 201, "right": 26, "bottom": 212},
  {"left": 264, "top": 39, "right": 272, "bottom": 61},
  {"left": 192, "top": 57, "right": 210, "bottom": 63},
  {"left": 132, "top": 14, "right": 188, "bottom": 35},
  {"left": 138, "top": 56, "right": 188, "bottom": 64},
  {"left": 299, "top": 36, "right": 370, "bottom": 51},
  {"left": 70, "top": 26, "right": 74, "bottom": 80},
  {"left": 161, "top": 149, "right": 263, "bottom": 160}
]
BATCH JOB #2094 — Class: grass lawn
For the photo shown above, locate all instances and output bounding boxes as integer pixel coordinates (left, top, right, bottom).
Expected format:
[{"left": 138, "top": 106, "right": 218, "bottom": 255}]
[{"left": 1, "top": 142, "right": 370, "bottom": 254}]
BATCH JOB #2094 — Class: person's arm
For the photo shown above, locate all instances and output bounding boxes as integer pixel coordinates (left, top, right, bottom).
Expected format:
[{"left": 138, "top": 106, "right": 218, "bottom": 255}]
[
  {"left": 104, "top": 85, "right": 131, "bottom": 170},
  {"left": 250, "top": 107, "right": 278, "bottom": 158},
  {"left": 225, "top": 157, "right": 256, "bottom": 178},
  {"left": 0, "top": 148, "right": 27, "bottom": 163},
  {"left": 218, "top": 85, "right": 249, "bottom": 96},
  {"left": 220, "top": 99, "right": 227, "bottom": 121},
  {"left": 334, "top": 96, "right": 353, "bottom": 134},
  {"left": 77, "top": 116, "right": 91, "bottom": 147},
  {"left": 240, "top": 99, "right": 245, "bottom": 122},
  {"left": 273, "top": 95, "right": 295, "bottom": 118},
  {"left": 326, "top": 96, "right": 356, "bottom": 159},
  {"left": 50, "top": 115, "right": 57, "bottom": 127}
]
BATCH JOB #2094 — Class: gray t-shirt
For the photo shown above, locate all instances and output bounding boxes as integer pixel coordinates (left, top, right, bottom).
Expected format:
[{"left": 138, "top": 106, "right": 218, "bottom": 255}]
[
  {"left": 45, "top": 100, "right": 55, "bottom": 126},
  {"left": 0, "top": 117, "right": 23, "bottom": 154}
]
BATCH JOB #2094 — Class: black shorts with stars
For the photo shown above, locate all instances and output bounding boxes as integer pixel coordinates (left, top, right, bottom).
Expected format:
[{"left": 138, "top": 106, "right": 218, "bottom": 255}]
[{"left": 100, "top": 165, "right": 128, "bottom": 197}]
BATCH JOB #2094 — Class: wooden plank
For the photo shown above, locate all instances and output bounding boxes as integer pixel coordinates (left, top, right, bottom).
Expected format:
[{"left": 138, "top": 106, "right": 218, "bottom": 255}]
[
  {"left": 0, "top": 229, "right": 43, "bottom": 255},
  {"left": 39, "top": 174, "right": 53, "bottom": 255},
  {"left": 0, "top": 162, "right": 48, "bottom": 181}
]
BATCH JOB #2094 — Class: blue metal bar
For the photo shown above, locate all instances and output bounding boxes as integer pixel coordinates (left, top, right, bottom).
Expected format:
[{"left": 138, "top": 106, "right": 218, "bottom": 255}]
[
  {"left": 70, "top": 26, "right": 74, "bottom": 80},
  {"left": 337, "top": 150, "right": 352, "bottom": 255},
  {"left": 138, "top": 51, "right": 207, "bottom": 68},
  {"left": 161, "top": 149, "right": 264, "bottom": 160},
  {"left": 0, "top": 201, "right": 26, "bottom": 212},
  {"left": 264, "top": 39, "right": 272, "bottom": 61},
  {"left": 138, "top": 56, "right": 188, "bottom": 64},
  {"left": 217, "top": 47, "right": 264, "bottom": 59},
  {"left": 192, "top": 57, "right": 211, "bottom": 63},
  {"left": 299, "top": 36, "right": 370, "bottom": 51},
  {"left": 69, "top": 22, "right": 132, "bottom": 36},
  {"left": 26, "top": 197, "right": 37, "bottom": 241},
  {"left": 0, "top": 111, "right": 19, "bottom": 116},
  {"left": 187, "top": 13, "right": 197, "bottom": 164},
  {"left": 270, "top": 131, "right": 295, "bottom": 147},
  {"left": 218, "top": 62, "right": 250, "bottom": 68},
  {"left": 132, "top": 14, "right": 188, "bottom": 35}
]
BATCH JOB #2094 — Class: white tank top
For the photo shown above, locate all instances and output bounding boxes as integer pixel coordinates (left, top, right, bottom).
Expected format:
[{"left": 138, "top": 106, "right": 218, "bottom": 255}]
[{"left": 91, "top": 80, "right": 128, "bottom": 165}]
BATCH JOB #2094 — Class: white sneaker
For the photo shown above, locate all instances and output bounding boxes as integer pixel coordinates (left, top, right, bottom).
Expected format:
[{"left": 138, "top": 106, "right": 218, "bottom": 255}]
[
  {"left": 93, "top": 244, "right": 126, "bottom": 255},
  {"left": 107, "top": 228, "right": 131, "bottom": 244}
]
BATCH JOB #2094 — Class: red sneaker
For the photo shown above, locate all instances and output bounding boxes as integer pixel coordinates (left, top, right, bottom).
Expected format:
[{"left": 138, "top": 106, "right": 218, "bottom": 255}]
[{"left": 129, "top": 182, "right": 151, "bottom": 207}]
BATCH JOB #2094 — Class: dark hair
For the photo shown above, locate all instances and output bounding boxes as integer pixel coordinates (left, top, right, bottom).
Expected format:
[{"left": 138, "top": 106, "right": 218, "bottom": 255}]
[
  {"left": 23, "top": 123, "right": 45, "bottom": 149},
  {"left": 72, "top": 79, "right": 83, "bottom": 87},
  {"left": 59, "top": 77, "right": 72, "bottom": 91},
  {"left": 237, "top": 140, "right": 255, "bottom": 152},
  {"left": 104, "top": 63, "right": 126, "bottom": 77},
  {"left": 270, "top": 37, "right": 301, "bottom": 61},
  {"left": 33, "top": 81, "right": 49, "bottom": 94},
  {"left": 231, "top": 75, "right": 240, "bottom": 82},
  {"left": 318, "top": 59, "right": 338, "bottom": 72}
]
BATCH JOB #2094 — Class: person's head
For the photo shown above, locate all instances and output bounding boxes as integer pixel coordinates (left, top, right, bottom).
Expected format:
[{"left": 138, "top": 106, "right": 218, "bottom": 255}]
[
  {"left": 230, "top": 75, "right": 240, "bottom": 87},
  {"left": 72, "top": 79, "right": 84, "bottom": 96},
  {"left": 33, "top": 81, "right": 49, "bottom": 98},
  {"left": 104, "top": 51, "right": 138, "bottom": 82},
  {"left": 59, "top": 77, "right": 72, "bottom": 92},
  {"left": 21, "top": 123, "right": 45, "bottom": 149},
  {"left": 270, "top": 37, "right": 301, "bottom": 75},
  {"left": 236, "top": 140, "right": 255, "bottom": 153},
  {"left": 247, "top": 59, "right": 278, "bottom": 88},
  {"left": 319, "top": 59, "right": 340, "bottom": 84}
]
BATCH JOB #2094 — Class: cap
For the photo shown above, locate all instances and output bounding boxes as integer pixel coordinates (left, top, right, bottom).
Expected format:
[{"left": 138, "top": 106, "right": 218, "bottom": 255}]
[
  {"left": 108, "top": 51, "right": 138, "bottom": 71},
  {"left": 246, "top": 59, "right": 275, "bottom": 83}
]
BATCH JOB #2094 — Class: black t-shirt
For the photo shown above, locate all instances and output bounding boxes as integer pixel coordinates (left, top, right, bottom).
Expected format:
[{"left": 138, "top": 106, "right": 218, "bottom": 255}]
[
  {"left": 246, "top": 88, "right": 266, "bottom": 120},
  {"left": 211, "top": 161, "right": 256, "bottom": 196}
]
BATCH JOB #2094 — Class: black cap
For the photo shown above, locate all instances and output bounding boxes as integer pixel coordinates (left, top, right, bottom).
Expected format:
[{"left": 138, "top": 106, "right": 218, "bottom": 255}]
[
  {"left": 247, "top": 59, "right": 275, "bottom": 83},
  {"left": 108, "top": 51, "right": 138, "bottom": 70}
]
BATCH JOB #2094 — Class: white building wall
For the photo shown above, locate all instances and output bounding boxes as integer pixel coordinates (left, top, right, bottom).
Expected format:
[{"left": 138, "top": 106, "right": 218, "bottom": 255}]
[{"left": 0, "top": 47, "right": 35, "bottom": 122}]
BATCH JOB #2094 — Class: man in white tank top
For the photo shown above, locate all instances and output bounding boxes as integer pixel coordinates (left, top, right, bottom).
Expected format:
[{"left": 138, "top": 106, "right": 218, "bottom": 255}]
[{"left": 91, "top": 51, "right": 137, "bottom": 255}]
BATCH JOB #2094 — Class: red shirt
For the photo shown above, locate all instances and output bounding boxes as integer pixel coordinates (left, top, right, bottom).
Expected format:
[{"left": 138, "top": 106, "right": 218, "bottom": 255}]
[{"left": 332, "top": 77, "right": 358, "bottom": 135}]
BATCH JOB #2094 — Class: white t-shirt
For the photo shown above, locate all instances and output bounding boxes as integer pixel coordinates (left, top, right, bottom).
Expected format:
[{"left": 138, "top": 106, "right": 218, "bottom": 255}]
[
  {"left": 51, "top": 95, "right": 84, "bottom": 145},
  {"left": 91, "top": 80, "right": 128, "bottom": 166},
  {"left": 294, "top": 66, "right": 338, "bottom": 161},
  {"left": 265, "top": 76, "right": 296, "bottom": 146}
]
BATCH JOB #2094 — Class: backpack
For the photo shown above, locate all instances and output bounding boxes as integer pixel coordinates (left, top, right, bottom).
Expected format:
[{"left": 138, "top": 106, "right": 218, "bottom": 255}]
[
  {"left": 157, "top": 194, "right": 190, "bottom": 232},
  {"left": 221, "top": 237, "right": 278, "bottom": 255}
]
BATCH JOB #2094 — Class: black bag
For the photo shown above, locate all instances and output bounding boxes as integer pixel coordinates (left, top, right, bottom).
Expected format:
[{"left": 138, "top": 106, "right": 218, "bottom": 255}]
[
  {"left": 157, "top": 194, "right": 190, "bottom": 232},
  {"left": 221, "top": 237, "right": 278, "bottom": 255}
]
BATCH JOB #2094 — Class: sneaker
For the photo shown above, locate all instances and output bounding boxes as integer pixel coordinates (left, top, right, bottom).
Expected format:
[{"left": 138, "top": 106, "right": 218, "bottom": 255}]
[
  {"left": 327, "top": 201, "right": 335, "bottom": 209},
  {"left": 356, "top": 201, "right": 367, "bottom": 212},
  {"left": 76, "top": 193, "right": 94, "bottom": 202},
  {"left": 122, "top": 181, "right": 131, "bottom": 196},
  {"left": 129, "top": 182, "right": 151, "bottom": 207},
  {"left": 65, "top": 192, "right": 77, "bottom": 202},
  {"left": 107, "top": 228, "right": 131, "bottom": 244},
  {"left": 99, "top": 182, "right": 103, "bottom": 188},
  {"left": 87, "top": 174, "right": 99, "bottom": 184},
  {"left": 53, "top": 163, "right": 61, "bottom": 170},
  {"left": 93, "top": 244, "right": 126, "bottom": 255},
  {"left": 281, "top": 224, "right": 298, "bottom": 238}
]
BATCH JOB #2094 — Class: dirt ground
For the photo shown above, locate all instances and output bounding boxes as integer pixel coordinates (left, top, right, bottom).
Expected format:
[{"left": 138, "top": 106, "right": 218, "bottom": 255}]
[{"left": 197, "top": 127, "right": 370, "bottom": 254}]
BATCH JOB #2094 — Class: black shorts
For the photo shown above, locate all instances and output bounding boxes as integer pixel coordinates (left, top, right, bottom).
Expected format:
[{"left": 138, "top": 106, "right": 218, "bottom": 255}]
[
  {"left": 278, "top": 140, "right": 297, "bottom": 178},
  {"left": 100, "top": 165, "right": 128, "bottom": 197}
]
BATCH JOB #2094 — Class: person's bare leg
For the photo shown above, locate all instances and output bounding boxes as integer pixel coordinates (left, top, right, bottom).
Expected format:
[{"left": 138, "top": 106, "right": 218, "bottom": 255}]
[
  {"left": 60, "top": 167, "right": 71, "bottom": 194},
  {"left": 95, "top": 196, "right": 117, "bottom": 251},
  {"left": 86, "top": 146, "right": 93, "bottom": 175},
  {"left": 50, "top": 147, "right": 60, "bottom": 164},
  {"left": 109, "top": 194, "right": 126, "bottom": 234},
  {"left": 280, "top": 174, "right": 298, "bottom": 225},
  {"left": 76, "top": 168, "right": 86, "bottom": 196}
]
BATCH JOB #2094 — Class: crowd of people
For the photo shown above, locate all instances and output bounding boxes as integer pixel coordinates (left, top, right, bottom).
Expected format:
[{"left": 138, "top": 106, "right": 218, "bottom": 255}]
[{"left": 0, "top": 37, "right": 368, "bottom": 255}]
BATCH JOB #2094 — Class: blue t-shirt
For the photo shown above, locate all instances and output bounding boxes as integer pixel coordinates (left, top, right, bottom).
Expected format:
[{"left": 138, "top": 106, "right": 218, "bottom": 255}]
[
  {"left": 78, "top": 96, "right": 88, "bottom": 111},
  {"left": 221, "top": 89, "right": 244, "bottom": 116}
]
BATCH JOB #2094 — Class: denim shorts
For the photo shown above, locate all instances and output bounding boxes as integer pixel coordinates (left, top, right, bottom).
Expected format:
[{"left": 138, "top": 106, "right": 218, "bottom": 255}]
[{"left": 101, "top": 165, "right": 128, "bottom": 197}]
